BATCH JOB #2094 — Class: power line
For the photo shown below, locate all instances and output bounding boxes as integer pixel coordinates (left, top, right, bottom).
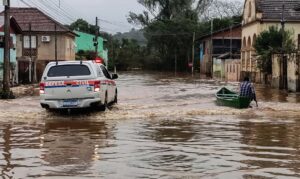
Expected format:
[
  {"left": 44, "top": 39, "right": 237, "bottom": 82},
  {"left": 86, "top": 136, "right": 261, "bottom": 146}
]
[
  {"left": 54, "top": 0, "right": 83, "bottom": 19},
  {"left": 40, "top": 0, "right": 76, "bottom": 22},
  {"left": 19, "top": 0, "right": 134, "bottom": 34},
  {"left": 146, "top": 33, "right": 194, "bottom": 36},
  {"left": 19, "top": 0, "right": 71, "bottom": 24},
  {"left": 41, "top": 0, "right": 76, "bottom": 22},
  {"left": 28, "top": 0, "right": 74, "bottom": 23},
  {"left": 56, "top": 0, "right": 134, "bottom": 30},
  {"left": 98, "top": 18, "right": 132, "bottom": 29}
]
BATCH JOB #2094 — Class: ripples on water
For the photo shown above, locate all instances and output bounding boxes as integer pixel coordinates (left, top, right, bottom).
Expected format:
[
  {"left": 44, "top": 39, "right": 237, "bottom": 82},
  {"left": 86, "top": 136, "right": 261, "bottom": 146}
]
[
  {"left": 0, "top": 72, "right": 300, "bottom": 178},
  {"left": 1, "top": 117, "right": 300, "bottom": 178}
]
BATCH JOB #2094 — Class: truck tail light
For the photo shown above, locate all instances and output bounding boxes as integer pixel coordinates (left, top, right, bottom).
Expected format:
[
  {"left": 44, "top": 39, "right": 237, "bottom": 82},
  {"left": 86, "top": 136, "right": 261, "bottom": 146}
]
[
  {"left": 94, "top": 81, "right": 101, "bottom": 92},
  {"left": 40, "top": 83, "right": 45, "bottom": 94}
]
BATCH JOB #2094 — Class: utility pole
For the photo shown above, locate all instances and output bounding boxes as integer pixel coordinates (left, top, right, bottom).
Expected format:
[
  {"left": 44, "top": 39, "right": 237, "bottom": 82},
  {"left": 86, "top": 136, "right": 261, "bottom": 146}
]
[
  {"left": 94, "top": 17, "right": 99, "bottom": 58},
  {"left": 192, "top": 32, "right": 195, "bottom": 77},
  {"left": 112, "top": 40, "right": 116, "bottom": 73},
  {"left": 2, "top": 0, "right": 11, "bottom": 98},
  {"left": 55, "top": 24, "right": 57, "bottom": 62},
  {"left": 199, "top": 43, "right": 202, "bottom": 78},
  {"left": 29, "top": 23, "right": 32, "bottom": 83},
  {"left": 280, "top": 3, "right": 286, "bottom": 89},
  {"left": 210, "top": 19, "right": 214, "bottom": 78}
]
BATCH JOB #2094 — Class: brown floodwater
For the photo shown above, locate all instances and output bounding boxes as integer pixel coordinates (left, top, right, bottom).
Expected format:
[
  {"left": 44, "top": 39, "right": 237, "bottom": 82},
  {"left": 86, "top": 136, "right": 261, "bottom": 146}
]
[{"left": 1, "top": 72, "right": 300, "bottom": 178}]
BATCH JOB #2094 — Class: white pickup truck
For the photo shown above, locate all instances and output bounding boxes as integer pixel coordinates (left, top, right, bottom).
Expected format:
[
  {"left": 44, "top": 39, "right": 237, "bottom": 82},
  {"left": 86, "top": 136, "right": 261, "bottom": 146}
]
[{"left": 39, "top": 61, "right": 118, "bottom": 111}]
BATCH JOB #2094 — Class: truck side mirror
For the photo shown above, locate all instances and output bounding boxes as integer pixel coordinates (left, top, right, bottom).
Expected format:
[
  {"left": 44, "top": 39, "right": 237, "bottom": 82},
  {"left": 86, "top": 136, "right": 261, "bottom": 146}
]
[{"left": 112, "top": 74, "right": 118, "bottom": 80}]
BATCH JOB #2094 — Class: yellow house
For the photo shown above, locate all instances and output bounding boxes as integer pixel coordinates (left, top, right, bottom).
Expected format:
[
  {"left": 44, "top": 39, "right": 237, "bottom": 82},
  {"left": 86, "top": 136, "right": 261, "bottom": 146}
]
[
  {"left": 1, "top": 8, "right": 77, "bottom": 83},
  {"left": 241, "top": 0, "right": 300, "bottom": 83}
]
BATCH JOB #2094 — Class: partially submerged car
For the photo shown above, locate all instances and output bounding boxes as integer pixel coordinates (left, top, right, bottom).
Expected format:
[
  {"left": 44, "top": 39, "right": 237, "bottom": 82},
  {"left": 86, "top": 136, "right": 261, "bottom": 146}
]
[{"left": 39, "top": 61, "right": 118, "bottom": 111}]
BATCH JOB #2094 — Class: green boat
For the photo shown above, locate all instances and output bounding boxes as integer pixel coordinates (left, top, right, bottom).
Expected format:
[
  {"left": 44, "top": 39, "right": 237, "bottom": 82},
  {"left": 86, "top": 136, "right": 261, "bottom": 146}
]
[{"left": 215, "top": 87, "right": 251, "bottom": 109}]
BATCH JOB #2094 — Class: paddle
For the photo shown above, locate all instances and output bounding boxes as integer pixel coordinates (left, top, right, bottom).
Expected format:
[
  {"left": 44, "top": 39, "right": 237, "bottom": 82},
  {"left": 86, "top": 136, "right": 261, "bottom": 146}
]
[{"left": 253, "top": 93, "right": 258, "bottom": 107}]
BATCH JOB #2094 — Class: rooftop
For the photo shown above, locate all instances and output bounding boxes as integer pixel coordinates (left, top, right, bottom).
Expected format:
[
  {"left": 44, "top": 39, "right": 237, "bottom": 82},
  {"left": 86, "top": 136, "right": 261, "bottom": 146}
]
[
  {"left": 256, "top": 0, "right": 300, "bottom": 21},
  {"left": 1, "top": 7, "right": 75, "bottom": 35},
  {"left": 0, "top": 16, "right": 22, "bottom": 34}
]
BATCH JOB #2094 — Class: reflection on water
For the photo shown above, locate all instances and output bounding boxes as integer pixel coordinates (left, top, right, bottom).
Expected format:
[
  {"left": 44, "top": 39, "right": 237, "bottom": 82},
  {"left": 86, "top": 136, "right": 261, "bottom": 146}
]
[
  {"left": 41, "top": 121, "right": 115, "bottom": 176},
  {"left": 256, "top": 85, "right": 300, "bottom": 103},
  {"left": 1, "top": 117, "right": 300, "bottom": 178},
  {"left": 0, "top": 121, "right": 116, "bottom": 178},
  {"left": 0, "top": 72, "right": 300, "bottom": 178}
]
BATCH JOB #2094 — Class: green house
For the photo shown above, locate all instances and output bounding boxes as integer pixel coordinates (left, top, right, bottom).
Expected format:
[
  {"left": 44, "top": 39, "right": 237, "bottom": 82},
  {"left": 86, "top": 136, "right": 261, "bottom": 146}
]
[{"left": 75, "top": 31, "right": 108, "bottom": 64}]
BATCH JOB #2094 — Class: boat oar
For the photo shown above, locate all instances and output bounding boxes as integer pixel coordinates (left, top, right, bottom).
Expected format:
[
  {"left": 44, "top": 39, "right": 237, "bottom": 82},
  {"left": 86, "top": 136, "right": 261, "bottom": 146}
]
[{"left": 253, "top": 93, "right": 258, "bottom": 107}]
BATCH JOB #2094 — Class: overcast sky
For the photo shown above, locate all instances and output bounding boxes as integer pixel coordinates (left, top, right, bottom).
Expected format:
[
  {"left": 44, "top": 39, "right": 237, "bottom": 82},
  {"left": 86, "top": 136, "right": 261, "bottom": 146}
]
[{"left": 3, "top": 0, "right": 244, "bottom": 34}]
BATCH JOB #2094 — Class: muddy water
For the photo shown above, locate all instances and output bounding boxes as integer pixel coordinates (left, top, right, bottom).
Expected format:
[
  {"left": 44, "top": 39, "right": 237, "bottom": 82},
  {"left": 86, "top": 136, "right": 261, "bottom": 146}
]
[{"left": 1, "top": 72, "right": 300, "bottom": 178}]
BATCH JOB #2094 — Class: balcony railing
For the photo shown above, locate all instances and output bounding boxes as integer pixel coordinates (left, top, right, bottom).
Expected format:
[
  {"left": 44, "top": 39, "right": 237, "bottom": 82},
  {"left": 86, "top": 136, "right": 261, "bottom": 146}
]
[{"left": 23, "top": 48, "right": 37, "bottom": 57}]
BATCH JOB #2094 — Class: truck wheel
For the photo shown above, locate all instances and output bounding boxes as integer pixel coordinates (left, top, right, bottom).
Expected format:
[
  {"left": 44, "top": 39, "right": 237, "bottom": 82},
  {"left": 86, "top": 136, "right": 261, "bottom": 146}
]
[
  {"left": 99, "top": 93, "right": 108, "bottom": 111},
  {"left": 114, "top": 90, "right": 118, "bottom": 104}
]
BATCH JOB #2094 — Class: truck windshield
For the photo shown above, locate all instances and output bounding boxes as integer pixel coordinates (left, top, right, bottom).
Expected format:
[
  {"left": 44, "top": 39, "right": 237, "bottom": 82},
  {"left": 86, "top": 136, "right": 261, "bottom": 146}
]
[{"left": 47, "top": 65, "right": 91, "bottom": 77}]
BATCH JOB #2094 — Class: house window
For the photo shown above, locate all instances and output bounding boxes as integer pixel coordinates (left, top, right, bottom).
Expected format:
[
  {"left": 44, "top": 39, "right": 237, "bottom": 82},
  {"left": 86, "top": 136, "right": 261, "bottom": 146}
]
[
  {"left": 248, "top": 2, "right": 252, "bottom": 18},
  {"left": 23, "top": 35, "right": 37, "bottom": 49}
]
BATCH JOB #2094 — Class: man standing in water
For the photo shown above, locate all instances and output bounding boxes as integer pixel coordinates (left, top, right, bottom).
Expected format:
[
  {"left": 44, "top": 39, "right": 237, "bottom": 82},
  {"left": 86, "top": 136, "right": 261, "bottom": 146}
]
[{"left": 240, "top": 76, "right": 258, "bottom": 107}]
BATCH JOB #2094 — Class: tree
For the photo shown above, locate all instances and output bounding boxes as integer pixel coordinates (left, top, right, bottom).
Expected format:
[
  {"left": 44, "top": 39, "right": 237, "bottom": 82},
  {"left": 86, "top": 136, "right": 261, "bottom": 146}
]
[
  {"left": 128, "top": 0, "right": 242, "bottom": 72},
  {"left": 108, "top": 38, "right": 147, "bottom": 70},
  {"left": 254, "top": 26, "right": 296, "bottom": 74},
  {"left": 200, "top": 0, "right": 243, "bottom": 20},
  {"left": 76, "top": 50, "right": 97, "bottom": 60},
  {"left": 69, "top": 19, "right": 97, "bottom": 34},
  {"left": 128, "top": 0, "right": 207, "bottom": 71}
]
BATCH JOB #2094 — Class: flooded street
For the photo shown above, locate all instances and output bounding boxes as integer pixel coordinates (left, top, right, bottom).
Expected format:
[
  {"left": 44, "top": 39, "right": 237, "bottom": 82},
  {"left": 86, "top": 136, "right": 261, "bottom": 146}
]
[{"left": 1, "top": 72, "right": 300, "bottom": 178}]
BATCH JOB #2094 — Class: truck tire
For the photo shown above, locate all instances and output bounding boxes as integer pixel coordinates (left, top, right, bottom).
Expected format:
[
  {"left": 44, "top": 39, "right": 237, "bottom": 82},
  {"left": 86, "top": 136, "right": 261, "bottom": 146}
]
[{"left": 99, "top": 92, "right": 108, "bottom": 111}]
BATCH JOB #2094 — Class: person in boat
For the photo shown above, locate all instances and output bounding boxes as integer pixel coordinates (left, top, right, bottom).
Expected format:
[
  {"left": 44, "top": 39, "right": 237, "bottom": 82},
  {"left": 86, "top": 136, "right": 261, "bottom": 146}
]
[{"left": 240, "top": 76, "right": 257, "bottom": 106}]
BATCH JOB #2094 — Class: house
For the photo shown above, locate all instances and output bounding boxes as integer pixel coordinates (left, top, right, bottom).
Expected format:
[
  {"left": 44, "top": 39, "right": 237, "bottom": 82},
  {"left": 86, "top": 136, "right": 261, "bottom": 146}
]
[
  {"left": 241, "top": 0, "right": 300, "bottom": 87},
  {"left": 0, "top": 16, "right": 22, "bottom": 84},
  {"left": 225, "top": 59, "right": 241, "bottom": 82},
  {"left": 198, "top": 24, "right": 242, "bottom": 78},
  {"left": 1, "top": 8, "right": 77, "bottom": 83},
  {"left": 74, "top": 31, "right": 108, "bottom": 65}
]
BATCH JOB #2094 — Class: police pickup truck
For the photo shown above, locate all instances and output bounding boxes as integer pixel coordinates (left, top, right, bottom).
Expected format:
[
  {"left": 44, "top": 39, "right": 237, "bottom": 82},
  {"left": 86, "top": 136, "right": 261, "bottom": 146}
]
[{"left": 39, "top": 61, "right": 118, "bottom": 111}]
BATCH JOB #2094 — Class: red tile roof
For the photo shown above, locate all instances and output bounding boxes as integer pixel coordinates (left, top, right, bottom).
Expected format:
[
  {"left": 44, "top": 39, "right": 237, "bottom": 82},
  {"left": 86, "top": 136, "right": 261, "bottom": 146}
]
[
  {"left": 0, "top": 16, "right": 22, "bottom": 34},
  {"left": 256, "top": 0, "right": 300, "bottom": 21},
  {"left": 2, "top": 7, "right": 75, "bottom": 35}
]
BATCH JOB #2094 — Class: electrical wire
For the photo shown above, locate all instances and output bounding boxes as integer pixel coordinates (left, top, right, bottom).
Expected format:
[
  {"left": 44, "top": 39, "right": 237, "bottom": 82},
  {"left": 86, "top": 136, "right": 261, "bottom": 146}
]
[
  {"left": 39, "top": 0, "right": 76, "bottom": 22},
  {"left": 41, "top": 0, "right": 77, "bottom": 22},
  {"left": 19, "top": 0, "right": 71, "bottom": 24},
  {"left": 28, "top": 0, "right": 74, "bottom": 23},
  {"left": 19, "top": 0, "right": 137, "bottom": 34}
]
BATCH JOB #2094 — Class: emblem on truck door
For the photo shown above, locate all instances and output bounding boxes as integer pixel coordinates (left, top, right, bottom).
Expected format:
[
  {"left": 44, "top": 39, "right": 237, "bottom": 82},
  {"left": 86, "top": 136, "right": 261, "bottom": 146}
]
[{"left": 67, "top": 89, "right": 71, "bottom": 93}]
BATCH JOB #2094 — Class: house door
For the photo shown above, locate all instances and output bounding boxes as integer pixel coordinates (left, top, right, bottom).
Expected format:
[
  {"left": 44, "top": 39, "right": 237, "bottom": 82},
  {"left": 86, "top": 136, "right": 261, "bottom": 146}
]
[{"left": 18, "top": 61, "right": 30, "bottom": 84}]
